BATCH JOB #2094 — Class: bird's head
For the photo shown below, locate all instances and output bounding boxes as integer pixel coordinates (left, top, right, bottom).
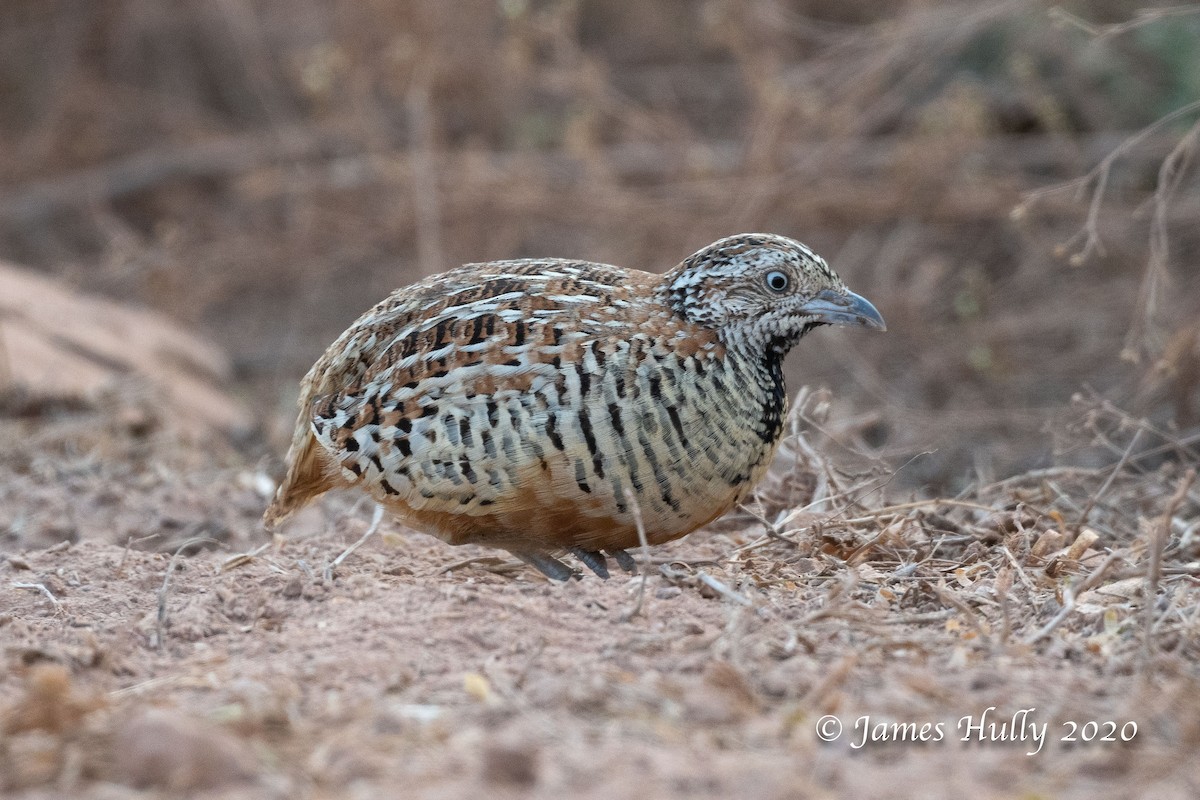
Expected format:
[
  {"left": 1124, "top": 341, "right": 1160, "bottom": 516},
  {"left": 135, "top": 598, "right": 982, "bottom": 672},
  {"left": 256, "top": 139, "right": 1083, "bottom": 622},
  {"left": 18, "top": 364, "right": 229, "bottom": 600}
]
[{"left": 662, "top": 233, "right": 885, "bottom": 356}]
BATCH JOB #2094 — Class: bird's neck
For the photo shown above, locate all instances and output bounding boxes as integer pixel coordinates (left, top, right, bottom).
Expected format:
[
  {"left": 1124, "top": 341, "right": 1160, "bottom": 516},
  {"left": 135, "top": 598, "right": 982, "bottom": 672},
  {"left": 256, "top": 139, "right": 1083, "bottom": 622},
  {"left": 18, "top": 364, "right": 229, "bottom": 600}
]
[
  {"left": 721, "top": 338, "right": 789, "bottom": 449},
  {"left": 759, "top": 347, "right": 789, "bottom": 445}
]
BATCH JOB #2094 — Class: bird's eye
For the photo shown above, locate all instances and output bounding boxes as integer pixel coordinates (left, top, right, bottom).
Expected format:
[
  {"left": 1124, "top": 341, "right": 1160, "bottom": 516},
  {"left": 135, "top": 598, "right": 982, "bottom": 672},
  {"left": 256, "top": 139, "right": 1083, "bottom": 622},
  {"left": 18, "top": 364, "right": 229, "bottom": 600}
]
[{"left": 765, "top": 271, "right": 790, "bottom": 292}]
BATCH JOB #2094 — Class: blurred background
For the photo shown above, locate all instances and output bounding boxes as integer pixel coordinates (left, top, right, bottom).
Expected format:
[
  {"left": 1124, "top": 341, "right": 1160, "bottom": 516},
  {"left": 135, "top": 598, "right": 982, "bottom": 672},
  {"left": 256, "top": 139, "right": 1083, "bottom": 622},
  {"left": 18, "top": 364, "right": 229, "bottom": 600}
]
[{"left": 1, "top": 0, "right": 1198, "bottom": 491}]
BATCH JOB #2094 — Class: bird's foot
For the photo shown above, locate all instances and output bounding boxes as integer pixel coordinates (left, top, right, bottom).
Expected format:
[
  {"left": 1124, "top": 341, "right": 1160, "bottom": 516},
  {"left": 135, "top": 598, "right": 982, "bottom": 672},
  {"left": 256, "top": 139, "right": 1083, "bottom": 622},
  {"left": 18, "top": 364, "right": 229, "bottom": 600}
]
[
  {"left": 607, "top": 548, "right": 638, "bottom": 574},
  {"left": 516, "top": 549, "right": 636, "bottom": 580},
  {"left": 516, "top": 552, "right": 579, "bottom": 582},
  {"left": 569, "top": 548, "right": 611, "bottom": 579}
]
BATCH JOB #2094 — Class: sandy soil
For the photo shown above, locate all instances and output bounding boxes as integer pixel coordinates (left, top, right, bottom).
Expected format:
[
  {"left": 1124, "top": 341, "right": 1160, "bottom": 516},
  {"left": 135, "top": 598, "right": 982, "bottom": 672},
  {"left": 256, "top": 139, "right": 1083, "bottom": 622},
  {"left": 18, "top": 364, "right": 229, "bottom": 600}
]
[{"left": 3, "top": 390, "right": 1199, "bottom": 799}]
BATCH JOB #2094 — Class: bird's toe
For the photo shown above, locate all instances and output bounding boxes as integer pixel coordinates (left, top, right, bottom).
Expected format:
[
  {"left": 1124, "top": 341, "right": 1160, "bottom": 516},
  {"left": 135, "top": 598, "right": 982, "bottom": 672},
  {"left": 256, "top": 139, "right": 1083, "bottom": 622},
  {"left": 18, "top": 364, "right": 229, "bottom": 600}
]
[
  {"left": 516, "top": 552, "right": 579, "bottom": 582},
  {"left": 570, "top": 548, "right": 610, "bottom": 579},
  {"left": 608, "top": 549, "right": 638, "bottom": 574}
]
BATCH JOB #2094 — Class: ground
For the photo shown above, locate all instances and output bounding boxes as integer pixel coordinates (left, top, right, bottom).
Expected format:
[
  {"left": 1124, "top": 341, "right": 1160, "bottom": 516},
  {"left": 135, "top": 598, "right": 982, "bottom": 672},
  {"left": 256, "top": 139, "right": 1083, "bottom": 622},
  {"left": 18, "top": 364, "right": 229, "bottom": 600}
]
[{"left": 2, "top": 356, "right": 1198, "bottom": 798}]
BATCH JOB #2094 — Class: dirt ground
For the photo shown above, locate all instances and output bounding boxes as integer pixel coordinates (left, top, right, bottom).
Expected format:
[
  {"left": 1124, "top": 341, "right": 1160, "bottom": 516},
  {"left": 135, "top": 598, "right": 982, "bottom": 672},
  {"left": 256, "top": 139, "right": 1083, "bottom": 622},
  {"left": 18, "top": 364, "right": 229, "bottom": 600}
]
[
  {"left": 2, "top": 532, "right": 1196, "bottom": 800},
  {"left": 3, "top": 338, "right": 1199, "bottom": 798}
]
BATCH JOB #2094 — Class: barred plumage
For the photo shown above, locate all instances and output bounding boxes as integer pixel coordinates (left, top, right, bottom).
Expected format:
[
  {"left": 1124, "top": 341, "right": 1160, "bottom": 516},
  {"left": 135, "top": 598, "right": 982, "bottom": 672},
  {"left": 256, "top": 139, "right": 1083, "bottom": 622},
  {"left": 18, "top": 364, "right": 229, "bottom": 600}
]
[{"left": 265, "top": 233, "right": 885, "bottom": 579}]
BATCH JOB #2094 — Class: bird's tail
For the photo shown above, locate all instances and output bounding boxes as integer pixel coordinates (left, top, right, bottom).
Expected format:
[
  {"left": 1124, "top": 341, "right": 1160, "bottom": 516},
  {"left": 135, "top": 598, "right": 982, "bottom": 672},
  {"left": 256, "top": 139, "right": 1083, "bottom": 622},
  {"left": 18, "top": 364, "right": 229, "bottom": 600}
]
[{"left": 263, "top": 426, "right": 336, "bottom": 530}]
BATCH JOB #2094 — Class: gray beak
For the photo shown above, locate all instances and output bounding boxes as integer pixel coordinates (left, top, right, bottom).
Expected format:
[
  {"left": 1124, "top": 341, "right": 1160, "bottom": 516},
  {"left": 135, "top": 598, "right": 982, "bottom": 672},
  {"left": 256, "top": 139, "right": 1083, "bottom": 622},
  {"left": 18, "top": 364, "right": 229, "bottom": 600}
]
[{"left": 798, "top": 288, "right": 886, "bottom": 331}]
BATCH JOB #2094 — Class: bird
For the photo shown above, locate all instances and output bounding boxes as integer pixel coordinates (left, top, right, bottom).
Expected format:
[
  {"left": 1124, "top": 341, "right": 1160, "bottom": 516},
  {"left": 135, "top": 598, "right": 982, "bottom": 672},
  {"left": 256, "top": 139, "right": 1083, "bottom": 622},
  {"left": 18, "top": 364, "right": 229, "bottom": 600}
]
[{"left": 263, "top": 233, "right": 885, "bottom": 580}]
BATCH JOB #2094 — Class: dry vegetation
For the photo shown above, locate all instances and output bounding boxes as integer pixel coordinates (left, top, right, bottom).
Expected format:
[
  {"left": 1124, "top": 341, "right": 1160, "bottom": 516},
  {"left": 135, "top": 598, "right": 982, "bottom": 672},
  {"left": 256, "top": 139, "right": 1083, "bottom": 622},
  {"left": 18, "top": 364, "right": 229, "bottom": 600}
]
[{"left": 2, "top": 1, "right": 1200, "bottom": 797}]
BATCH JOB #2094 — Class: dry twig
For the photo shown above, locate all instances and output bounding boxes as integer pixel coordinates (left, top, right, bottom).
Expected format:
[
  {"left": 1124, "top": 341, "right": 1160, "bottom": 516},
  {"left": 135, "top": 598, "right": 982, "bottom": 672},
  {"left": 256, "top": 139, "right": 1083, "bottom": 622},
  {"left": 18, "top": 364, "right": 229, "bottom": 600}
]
[
  {"left": 1142, "top": 468, "right": 1197, "bottom": 656},
  {"left": 155, "top": 536, "right": 220, "bottom": 652},
  {"left": 618, "top": 488, "right": 653, "bottom": 622},
  {"left": 325, "top": 503, "right": 385, "bottom": 581},
  {"left": 11, "top": 581, "right": 63, "bottom": 612},
  {"left": 1025, "top": 550, "right": 1124, "bottom": 645}
]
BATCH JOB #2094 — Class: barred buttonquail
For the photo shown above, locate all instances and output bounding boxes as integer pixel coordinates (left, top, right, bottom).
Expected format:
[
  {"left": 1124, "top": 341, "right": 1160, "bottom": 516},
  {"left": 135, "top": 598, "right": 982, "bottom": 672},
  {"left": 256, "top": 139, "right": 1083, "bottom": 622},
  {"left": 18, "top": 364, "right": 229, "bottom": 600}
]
[{"left": 264, "top": 233, "right": 885, "bottom": 580}]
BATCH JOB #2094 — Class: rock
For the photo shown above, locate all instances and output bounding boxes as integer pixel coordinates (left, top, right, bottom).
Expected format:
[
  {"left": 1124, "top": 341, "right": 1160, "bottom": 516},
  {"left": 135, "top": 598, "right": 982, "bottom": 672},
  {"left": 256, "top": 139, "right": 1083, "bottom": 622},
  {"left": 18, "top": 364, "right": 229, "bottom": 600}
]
[{"left": 0, "top": 262, "right": 243, "bottom": 438}]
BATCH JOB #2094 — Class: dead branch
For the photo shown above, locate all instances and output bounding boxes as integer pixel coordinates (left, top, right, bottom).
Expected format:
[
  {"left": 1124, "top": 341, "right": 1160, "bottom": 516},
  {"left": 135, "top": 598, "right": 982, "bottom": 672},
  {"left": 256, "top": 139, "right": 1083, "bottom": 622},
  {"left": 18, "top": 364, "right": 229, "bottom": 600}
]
[
  {"left": 1049, "top": 5, "right": 1200, "bottom": 40},
  {"left": 1142, "top": 468, "right": 1197, "bottom": 656},
  {"left": 1124, "top": 116, "right": 1200, "bottom": 360},
  {"left": 1020, "top": 101, "right": 1200, "bottom": 264},
  {"left": 0, "top": 123, "right": 351, "bottom": 225}
]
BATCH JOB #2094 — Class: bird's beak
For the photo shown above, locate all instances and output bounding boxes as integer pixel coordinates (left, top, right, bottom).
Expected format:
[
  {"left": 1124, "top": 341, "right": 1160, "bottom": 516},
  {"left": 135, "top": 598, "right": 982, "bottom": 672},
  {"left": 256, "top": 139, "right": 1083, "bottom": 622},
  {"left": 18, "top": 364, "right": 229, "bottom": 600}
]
[{"left": 798, "top": 288, "right": 886, "bottom": 331}]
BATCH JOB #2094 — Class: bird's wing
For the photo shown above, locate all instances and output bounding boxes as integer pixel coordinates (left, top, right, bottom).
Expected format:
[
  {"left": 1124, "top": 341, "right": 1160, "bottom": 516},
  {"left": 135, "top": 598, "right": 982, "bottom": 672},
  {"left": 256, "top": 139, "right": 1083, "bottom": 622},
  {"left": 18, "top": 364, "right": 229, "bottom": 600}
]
[{"left": 295, "top": 261, "right": 659, "bottom": 504}]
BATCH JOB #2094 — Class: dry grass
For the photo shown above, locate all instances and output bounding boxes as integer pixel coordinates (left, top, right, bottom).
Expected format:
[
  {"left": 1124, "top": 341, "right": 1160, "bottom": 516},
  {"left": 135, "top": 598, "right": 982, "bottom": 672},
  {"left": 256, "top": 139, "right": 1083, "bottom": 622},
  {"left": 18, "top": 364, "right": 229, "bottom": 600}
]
[{"left": 737, "top": 389, "right": 1200, "bottom": 662}]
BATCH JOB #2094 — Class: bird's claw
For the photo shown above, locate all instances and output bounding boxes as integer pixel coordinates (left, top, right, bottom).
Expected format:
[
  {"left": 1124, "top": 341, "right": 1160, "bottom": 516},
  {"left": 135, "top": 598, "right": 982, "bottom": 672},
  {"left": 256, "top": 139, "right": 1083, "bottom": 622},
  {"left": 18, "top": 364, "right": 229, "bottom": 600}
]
[
  {"left": 570, "top": 548, "right": 611, "bottom": 579},
  {"left": 516, "top": 552, "right": 579, "bottom": 581},
  {"left": 517, "top": 548, "right": 637, "bottom": 580},
  {"left": 608, "top": 549, "right": 638, "bottom": 574}
]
